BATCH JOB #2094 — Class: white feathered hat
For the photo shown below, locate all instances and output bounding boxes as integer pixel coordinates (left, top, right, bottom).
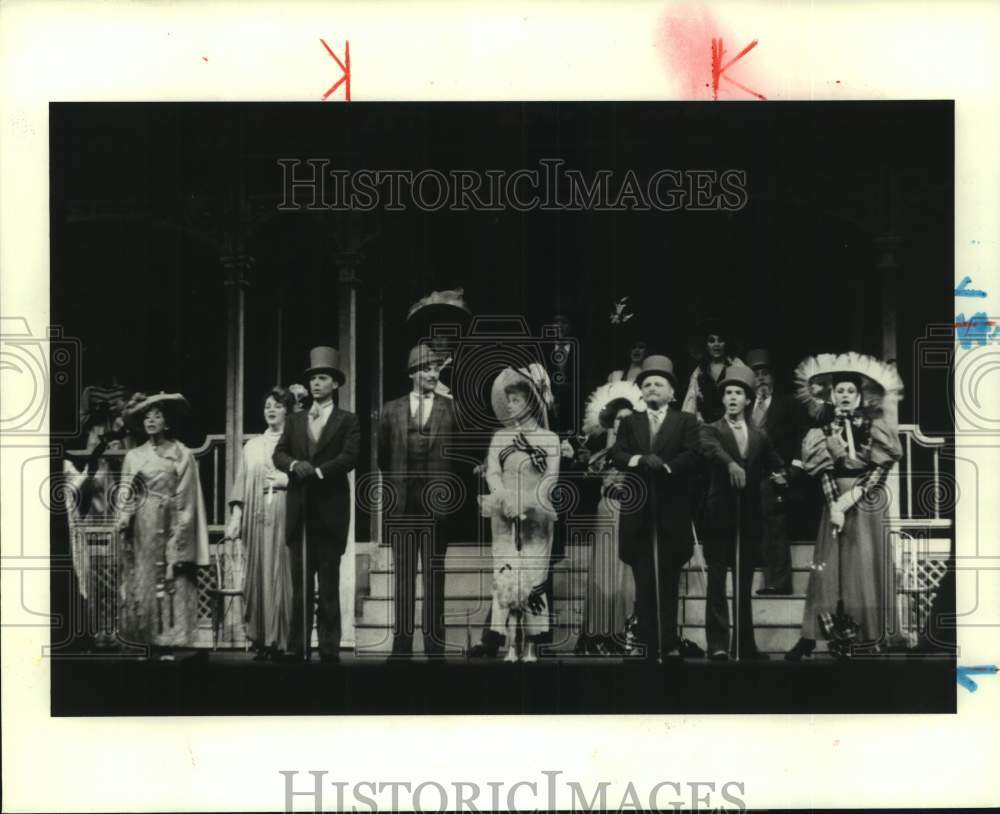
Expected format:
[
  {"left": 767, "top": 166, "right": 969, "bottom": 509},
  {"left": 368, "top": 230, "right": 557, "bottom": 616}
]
[
  {"left": 582, "top": 380, "right": 646, "bottom": 436},
  {"left": 794, "top": 352, "right": 904, "bottom": 418}
]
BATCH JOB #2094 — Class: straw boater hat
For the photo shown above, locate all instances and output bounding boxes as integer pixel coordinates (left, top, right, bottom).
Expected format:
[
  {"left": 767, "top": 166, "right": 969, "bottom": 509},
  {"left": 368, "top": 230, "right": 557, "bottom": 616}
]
[
  {"left": 582, "top": 381, "right": 647, "bottom": 436},
  {"left": 304, "top": 346, "right": 346, "bottom": 386},
  {"left": 122, "top": 392, "right": 191, "bottom": 431},
  {"left": 634, "top": 354, "right": 678, "bottom": 390},
  {"left": 794, "top": 352, "right": 904, "bottom": 423},
  {"left": 490, "top": 363, "right": 553, "bottom": 429},
  {"left": 717, "top": 363, "right": 757, "bottom": 401}
]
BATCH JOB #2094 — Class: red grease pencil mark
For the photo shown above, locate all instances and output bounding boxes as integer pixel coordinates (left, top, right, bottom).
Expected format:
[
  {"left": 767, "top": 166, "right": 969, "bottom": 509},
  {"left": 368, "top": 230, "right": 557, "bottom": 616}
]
[
  {"left": 321, "top": 38, "right": 351, "bottom": 101},
  {"left": 657, "top": 6, "right": 767, "bottom": 100},
  {"left": 954, "top": 320, "right": 997, "bottom": 328},
  {"left": 202, "top": 57, "right": 208, "bottom": 62},
  {"left": 711, "top": 38, "right": 765, "bottom": 100}
]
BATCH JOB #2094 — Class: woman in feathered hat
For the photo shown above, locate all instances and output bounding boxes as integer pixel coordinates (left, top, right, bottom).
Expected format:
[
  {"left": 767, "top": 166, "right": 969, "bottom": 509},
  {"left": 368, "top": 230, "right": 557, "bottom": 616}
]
[
  {"left": 479, "top": 364, "right": 560, "bottom": 662},
  {"left": 785, "top": 353, "right": 905, "bottom": 660},
  {"left": 574, "top": 380, "right": 646, "bottom": 655},
  {"left": 116, "top": 392, "right": 210, "bottom": 659}
]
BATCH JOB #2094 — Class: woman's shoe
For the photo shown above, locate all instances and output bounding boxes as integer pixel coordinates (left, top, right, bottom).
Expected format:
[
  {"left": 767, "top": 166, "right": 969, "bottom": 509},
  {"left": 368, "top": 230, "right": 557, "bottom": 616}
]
[{"left": 784, "top": 638, "right": 816, "bottom": 661}]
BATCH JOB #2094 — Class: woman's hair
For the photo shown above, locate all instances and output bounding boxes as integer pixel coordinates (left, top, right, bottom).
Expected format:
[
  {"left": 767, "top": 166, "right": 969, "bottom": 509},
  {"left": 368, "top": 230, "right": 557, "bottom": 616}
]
[
  {"left": 831, "top": 372, "right": 865, "bottom": 393},
  {"left": 504, "top": 379, "right": 544, "bottom": 423},
  {"left": 139, "top": 404, "right": 178, "bottom": 439},
  {"left": 698, "top": 329, "right": 729, "bottom": 371},
  {"left": 599, "top": 397, "right": 635, "bottom": 430},
  {"left": 622, "top": 338, "right": 648, "bottom": 373},
  {"left": 264, "top": 386, "right": 296, "bottom": 413}
]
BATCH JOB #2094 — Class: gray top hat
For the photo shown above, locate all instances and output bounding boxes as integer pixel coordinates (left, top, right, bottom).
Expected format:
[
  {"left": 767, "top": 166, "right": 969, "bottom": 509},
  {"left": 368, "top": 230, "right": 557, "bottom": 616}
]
[
  {"left": 744, "top": 348, "right": 772, "bottom": 370},
  {"left": 305, "top": 346, "right": 346, "bottom": 385},
  {"left": 718, "top": 363, "right": 757, "bottom": 398},
  {"left": 634, "top": 354, "right": 678, "bottom": 389}
]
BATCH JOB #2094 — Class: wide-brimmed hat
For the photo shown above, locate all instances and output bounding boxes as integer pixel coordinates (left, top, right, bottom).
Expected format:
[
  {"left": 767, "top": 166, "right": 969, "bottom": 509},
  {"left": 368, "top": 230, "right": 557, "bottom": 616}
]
[
  {"left": 634, "top": 354, "right": 678, "bottom": 389},
  {"left": 490, "top": 364, "right": 553, "bottom": 429},
  {"left": 717, "top": 364, "right": 757, "bottom": 400},
  {"left": 794, "top": 352, "right": 904, "bottom": 416},
  {"left": 304, "top": 346, "right": 346, "bottom": 385},
  {"left": 582, "top": 381, "right": 647, "bottom": 436},
  {"left": 744, "top": 348, "right": 772, "bottom": 370},
  {"left": 122, "top": 392, "right": 191, "bottom": 430}
]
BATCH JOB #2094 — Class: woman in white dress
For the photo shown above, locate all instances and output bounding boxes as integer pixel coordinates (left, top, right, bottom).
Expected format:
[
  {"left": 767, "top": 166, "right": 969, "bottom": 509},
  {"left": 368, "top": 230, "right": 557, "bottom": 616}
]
[{"left": 480, "top": 365, "right": 560, "bottom": 663}]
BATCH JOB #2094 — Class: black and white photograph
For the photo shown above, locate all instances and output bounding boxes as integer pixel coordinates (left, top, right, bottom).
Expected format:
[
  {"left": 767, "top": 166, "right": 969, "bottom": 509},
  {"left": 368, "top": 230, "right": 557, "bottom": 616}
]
[{"left": 47, "top": 100, "right": 956, "bottom": 715}]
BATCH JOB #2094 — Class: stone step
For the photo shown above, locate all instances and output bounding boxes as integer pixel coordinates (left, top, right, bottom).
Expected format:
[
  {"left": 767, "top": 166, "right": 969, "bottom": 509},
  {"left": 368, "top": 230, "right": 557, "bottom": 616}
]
[
  {"left": 369, "top": 541, "right": 817, "bottom": 573},
  {"left": 352, "top": 622, "right": 827, "bottom": 657},
  {"left": 359, "top": 594, "right": 807, "bottom": 628},
  {"left": 367, "top": 567, "right": 812, "bottom": 599}
]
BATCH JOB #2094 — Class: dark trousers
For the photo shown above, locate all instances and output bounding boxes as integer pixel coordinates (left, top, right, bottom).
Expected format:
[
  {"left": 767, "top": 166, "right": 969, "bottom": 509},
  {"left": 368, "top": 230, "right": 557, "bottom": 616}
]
[
  {"left": 760, "top": 479, "right": 793, "bottom": 592},
  {"left": 390, "top": 523, "right": 448, "bottom": 657},
  {"left": 633, "top": 539, "right": 683, "bottom": 659},
  {"left": 287, "top": 532, "right": 342, "bottom": 658},
  {"left": 705, "top": 530, "right": 758, "bottom": 656}
]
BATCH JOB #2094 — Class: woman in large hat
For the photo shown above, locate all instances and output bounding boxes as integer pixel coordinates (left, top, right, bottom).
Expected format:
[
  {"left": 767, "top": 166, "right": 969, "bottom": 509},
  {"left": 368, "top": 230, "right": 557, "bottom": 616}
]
[
  {"left": 479, "top": 363, "right": 561, "bottom": 662},
  {"left": 116, "top": 392, "right": 210, "bottom": 659},
  {"left": 225, "top": 386, "right": 297, "bottom": 660},
  {"left": 786, "top": 353, "right": 905, "bottom": 660},
  {"left": 574, "top": 380, "right": 646, "bottom": 655}
]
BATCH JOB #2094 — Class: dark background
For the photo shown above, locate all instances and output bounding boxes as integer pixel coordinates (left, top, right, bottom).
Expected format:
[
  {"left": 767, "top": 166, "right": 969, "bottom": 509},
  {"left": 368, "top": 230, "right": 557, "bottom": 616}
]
[{"left": 50, "top": 101, "right": 954, "bottom": 446}]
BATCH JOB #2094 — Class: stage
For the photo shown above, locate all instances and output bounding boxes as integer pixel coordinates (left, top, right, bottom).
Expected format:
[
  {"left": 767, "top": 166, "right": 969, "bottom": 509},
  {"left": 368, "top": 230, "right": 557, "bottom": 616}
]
[{"left": 51, "top": 650, "right": 956, "bottom": 716}]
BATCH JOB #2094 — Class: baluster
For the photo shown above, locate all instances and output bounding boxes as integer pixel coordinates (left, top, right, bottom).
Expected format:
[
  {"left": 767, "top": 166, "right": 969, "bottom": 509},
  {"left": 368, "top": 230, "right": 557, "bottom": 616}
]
[
  {"left": 213, "top": 445, "right": 220, "bottom": 525},
  {"left": 932, "top": 447, "right": 940, "bottom": 521},
  {"left": 905, "top": 432, "right": 913, "bottom": 519}
]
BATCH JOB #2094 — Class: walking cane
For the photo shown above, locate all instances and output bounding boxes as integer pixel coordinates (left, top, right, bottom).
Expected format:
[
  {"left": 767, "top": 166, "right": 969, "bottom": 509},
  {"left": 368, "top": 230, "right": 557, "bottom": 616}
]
[
  {"left": 301, "top": 489, "right": 310, "bottom": 662},
  {"left": 733, "top": 492, "right": 742, "bottom": 662},
  {"left": 649, "top": 479, "right": 663, "bottom": 665}
]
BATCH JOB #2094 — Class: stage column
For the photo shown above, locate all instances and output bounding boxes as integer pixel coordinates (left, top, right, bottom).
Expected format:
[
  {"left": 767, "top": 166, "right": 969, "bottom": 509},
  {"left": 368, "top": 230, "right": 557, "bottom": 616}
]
[
  {"left": 222, "top": 254, "right": 252, "bottom": 498},
  {"left": 336, "top": 250, "right": 363, "bottom": 648}
]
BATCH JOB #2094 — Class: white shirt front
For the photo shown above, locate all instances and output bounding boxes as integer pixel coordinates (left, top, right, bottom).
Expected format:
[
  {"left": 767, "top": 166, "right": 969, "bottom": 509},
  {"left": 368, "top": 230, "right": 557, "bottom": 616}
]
[{"left": 409, "top": 391, "right": 434, "bottom": 427}]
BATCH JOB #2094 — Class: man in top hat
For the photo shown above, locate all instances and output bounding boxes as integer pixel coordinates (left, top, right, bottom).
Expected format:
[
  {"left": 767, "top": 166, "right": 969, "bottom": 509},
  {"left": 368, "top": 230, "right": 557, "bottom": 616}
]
[
  {"left": 377, "top": 343, "right": 463, "bottom": 660},
  {"left": 698, "top": 364, "right": 786, "bottom": 660},
  {"left": 273, "top": 346, "right": 361, "bottom": 662},
  {"left": 611, "top": 354, "right": 703, "bottom": 660},
  {"left": 744, "top": 348, "right": 806, "bottom": 596}
]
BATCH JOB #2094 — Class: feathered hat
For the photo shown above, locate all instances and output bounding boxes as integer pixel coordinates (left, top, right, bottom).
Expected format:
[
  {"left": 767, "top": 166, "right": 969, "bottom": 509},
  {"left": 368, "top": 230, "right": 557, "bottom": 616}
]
[
  {"left": 794, "top": 352, "right": 904, "bottom": 420},
  {"left": 582, "top": 381, "right": 646, "bottom": 436},
  {"left": 490, "top": 363, "right": 553, "bottom": 429}
]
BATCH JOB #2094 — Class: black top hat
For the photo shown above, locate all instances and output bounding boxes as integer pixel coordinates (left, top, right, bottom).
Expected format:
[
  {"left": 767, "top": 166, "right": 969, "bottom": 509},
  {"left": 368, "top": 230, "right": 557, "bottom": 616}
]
[{"left": 304, "top": 346, "right": 346, "bottom": 385}]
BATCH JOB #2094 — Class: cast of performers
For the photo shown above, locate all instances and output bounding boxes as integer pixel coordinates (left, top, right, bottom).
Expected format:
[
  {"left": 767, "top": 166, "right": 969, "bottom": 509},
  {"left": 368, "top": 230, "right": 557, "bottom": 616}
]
[
  {"left": 480, "top": 365, "right": 561, "bottom": 662},
  {"left": 377, "top": 344, "right": 462, "bottom": 660},
  {"left": 611, "top": 355, "right": 703, "bottom": 661},
  {"left": 273, "top": 346, "right": 361, "bottom": 662},
  {"left": 574, "top": 380, "right": 645, "bottom": 655},
  {"left": 744, "top": 349, "right": 806, "bottom": 596},
  {"left": 115, "top": 393, "right": 210, "bottom": 660},
  {"left": 225, "top": 387, "right": 296, "bottom": 660},
  {"left": 786, "top": 353, "right": 905, "bottom": 660},
  {"left": 698, "top": 365, "right": 787, "bottom": 660}
]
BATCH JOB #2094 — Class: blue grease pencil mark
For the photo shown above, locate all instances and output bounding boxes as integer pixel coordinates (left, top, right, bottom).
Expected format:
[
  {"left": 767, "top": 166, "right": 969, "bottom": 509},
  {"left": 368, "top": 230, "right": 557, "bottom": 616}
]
[
  {"left": 955, "top": 312, "right": 1000, "bottom": 349},
  {"left": 956, "top": 665, "right": 998, "bottom": 693},
  {"left": 955, "top": 276, "right": 987, "bottom": 298}
]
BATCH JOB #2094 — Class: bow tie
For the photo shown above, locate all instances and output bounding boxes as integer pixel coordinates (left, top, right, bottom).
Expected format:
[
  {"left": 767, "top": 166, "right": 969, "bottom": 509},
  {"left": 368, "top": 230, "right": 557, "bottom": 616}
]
[{"left": 726, "top": 419, "right": 745, "bottom": 429}]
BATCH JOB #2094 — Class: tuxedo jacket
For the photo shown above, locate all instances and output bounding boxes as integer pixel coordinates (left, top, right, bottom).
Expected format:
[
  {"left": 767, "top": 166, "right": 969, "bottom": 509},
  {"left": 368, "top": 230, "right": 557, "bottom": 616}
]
[
  {"left": 376, "top": 392, "right": 461, "bottom": 518},
  {"left": 698, "top": 417, "right": 784, "bottom": 556},
  {"left": 610, "top": 408, "right": 701, "bottom": 568},
  {"left": 273, "top": 405, "right": 361, "bottom": 554}
]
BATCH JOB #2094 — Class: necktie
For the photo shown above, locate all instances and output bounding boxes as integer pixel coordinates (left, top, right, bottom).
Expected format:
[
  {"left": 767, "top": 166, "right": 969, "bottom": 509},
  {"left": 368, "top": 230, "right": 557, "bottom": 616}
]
[
  {"left": 649, "top": 410, "right": 664, "bottom": 436},
  {"left": 727, "top": 419, "right": 748, "bottom": 457},
  {"left": 752, "top": 396, "right": 768, "bottom": 429},
  {"left": 309, "top": 405, "right": 324, "bottom": 442}
]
